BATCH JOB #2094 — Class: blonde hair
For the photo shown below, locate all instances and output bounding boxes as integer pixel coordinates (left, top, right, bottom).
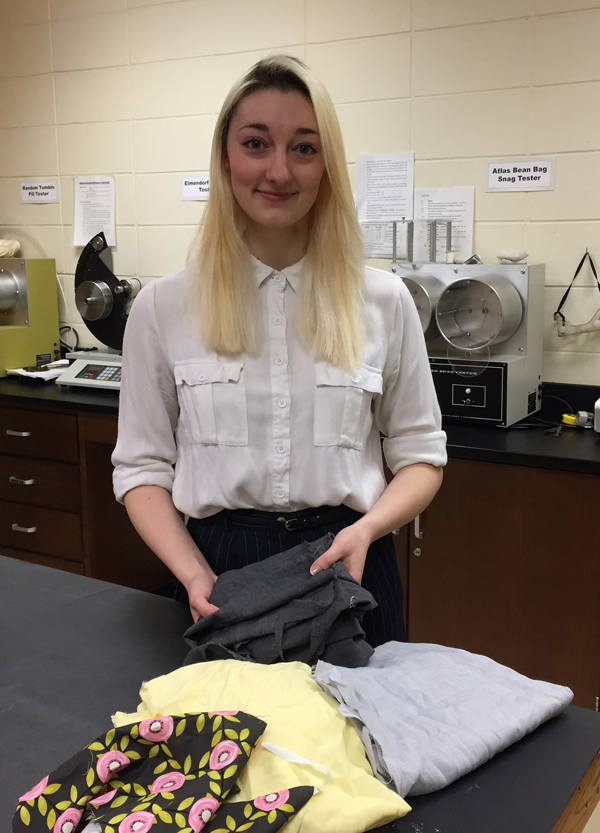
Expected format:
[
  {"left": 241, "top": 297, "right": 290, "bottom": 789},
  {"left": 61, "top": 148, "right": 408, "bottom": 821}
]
[{"left": 188, "top": 55, "right": 365, "bottom": 370}]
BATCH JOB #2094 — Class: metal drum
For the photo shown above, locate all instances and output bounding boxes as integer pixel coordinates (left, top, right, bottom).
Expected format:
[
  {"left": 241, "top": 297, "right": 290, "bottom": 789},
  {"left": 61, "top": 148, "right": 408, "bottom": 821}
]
[
  {"left": 402, "top": 276, "right": 445, "bottom": 339},
  {"left": 0, "top": 271, "right": 20, "bottom": 315},
  {"left": 435, "top": 276, "right": 523, "bottom": 350}
]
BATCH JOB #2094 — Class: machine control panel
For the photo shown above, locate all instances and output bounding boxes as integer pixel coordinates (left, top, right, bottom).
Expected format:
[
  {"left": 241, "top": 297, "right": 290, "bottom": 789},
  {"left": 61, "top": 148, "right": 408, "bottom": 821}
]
[
  {"left": 452, "top": 384, "right": 486, "bottom": 408},
  {"left": 55, "top": 359, "right": 121, "bottom": 389}
]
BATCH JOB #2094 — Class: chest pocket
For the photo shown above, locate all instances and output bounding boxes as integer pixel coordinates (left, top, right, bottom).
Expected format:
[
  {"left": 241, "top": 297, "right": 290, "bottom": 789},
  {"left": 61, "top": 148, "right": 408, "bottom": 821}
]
[
  {"left": 174, "top": 361, "right": 248, "bottom": 446},
  {"left": 314, "top": 363, "right": 383, "bottom": 450}
]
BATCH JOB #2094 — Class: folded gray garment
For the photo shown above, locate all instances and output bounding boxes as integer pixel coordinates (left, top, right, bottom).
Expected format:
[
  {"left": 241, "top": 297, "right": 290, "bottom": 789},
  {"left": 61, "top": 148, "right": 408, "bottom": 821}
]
[
  {"left": 314, "top": 641, "right": 573, "bottom": 797},
  {"left": 184, "top": 533, "right": 377, "bottom": 668}
]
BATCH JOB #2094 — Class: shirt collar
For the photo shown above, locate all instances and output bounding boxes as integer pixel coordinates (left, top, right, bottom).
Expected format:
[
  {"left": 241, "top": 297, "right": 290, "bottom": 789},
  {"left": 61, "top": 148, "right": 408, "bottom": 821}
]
[{"left": 251, "top": 255, "right": 304, "bottom": 292}]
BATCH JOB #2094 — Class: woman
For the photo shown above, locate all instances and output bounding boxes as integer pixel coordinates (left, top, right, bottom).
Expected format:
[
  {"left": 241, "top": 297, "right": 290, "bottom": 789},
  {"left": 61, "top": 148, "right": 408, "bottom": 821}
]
[{"left": 112, "top": 55, "right": 447, "bottom": 647}]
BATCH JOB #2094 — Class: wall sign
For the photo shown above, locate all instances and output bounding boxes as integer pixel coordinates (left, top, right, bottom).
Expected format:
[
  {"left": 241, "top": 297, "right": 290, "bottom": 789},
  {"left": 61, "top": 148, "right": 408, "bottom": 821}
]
[
  {"left": 486, "top": 158, "right": 555, "bottom": 192},
  {"left": 19, "top": 179, "right": 59, "bottom": 203},
  {"left": 181, "top": 173, "right": 210, "bottom": 201}
]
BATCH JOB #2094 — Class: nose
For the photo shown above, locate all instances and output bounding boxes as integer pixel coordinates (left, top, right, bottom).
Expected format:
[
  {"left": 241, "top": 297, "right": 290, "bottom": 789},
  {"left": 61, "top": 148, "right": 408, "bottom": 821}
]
[{"left": 265, "top": 147, "right": 292, "bottom": 185}]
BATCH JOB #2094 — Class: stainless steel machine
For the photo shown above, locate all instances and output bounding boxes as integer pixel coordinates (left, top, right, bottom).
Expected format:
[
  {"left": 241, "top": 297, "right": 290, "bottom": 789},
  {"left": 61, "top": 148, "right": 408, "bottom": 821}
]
[{"left": 392, "top": 258, "right": 545, "bottom": 427}]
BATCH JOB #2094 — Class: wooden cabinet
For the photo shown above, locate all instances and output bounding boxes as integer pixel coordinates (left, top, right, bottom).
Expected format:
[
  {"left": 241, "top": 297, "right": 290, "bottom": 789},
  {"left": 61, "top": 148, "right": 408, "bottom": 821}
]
[
  {"left": 402, "top": 457, "right": 600, "bottom": 709},
  {"left": 0, "top": 402, "right": 171, "bottom": 591}
]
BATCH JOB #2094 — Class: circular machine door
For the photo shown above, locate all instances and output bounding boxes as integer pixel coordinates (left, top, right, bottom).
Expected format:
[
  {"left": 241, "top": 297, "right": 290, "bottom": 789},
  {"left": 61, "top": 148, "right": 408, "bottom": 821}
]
[
  {"left": 0, "top": 271, "right": 20, "bottom": 315},
  {"left": 435, "top": 276, "right": 523, "bottom": 350},
  {"left": 402, "top": 276, "right": 445, "bottom": 340}
]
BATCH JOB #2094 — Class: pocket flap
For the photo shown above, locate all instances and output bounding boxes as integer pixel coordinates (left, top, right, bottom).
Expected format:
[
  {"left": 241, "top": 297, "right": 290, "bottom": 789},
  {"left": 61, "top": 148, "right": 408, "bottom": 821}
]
[
  {"left": 314, "top": 363, "right": 383, "bottom": 394},
  {"left": 174, "top": 361, "right": 243, "bottom": 386}
]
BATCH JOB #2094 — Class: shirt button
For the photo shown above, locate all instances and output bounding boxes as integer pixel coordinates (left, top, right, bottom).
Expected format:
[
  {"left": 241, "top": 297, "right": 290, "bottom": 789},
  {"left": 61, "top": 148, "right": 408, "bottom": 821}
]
[
  {"left": 274, "top": 357, "right": 284, "bottom": 365},
  {"left": 273, "top": 316, "right": 282, "bottom": 325},
  {"left": 276, "top": 489, "right": 285, "bottom": 499},
  {"left": 277, "top": 445, "right": 285, "bottom": 453},
  {"left": 273, "top": 274, "right": 282, "bottom": 282},
  {"left": 198, "top": 373, "right": 206, "bottom": 382},
  {"left": 278, "top": 398, "right": 287, "bottom": 408},
  {"left": 351, "top": 375, "right": 359, "bottom": 383}
]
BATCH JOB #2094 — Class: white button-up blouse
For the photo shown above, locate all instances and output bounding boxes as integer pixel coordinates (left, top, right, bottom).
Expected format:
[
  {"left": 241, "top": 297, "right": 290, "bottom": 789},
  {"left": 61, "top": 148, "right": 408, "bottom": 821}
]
[{"left": 112, "top": 258, "right": 447, "bottom": 519}]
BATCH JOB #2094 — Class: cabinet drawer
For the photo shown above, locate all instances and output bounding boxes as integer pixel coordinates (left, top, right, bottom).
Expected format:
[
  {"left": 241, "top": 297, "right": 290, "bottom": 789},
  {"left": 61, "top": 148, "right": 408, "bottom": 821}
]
[
  {"left": 0, "top": 407, "right": 79, "bottom": 462},
  {"left": 0, "top": 500, "right": 83, "bottom": 561},
  {"left": 0, "top": 455, "right": 81, "bottom": 512}
]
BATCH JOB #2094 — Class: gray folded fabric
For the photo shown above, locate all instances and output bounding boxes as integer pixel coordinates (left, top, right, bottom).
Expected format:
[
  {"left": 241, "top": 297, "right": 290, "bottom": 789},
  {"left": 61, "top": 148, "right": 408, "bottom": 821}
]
[
  {"left": 314, "top": 641, "right": 573, "bottom": 797},
  {"left": 184, "top": 533, "right": 377, "bottom": 668}
]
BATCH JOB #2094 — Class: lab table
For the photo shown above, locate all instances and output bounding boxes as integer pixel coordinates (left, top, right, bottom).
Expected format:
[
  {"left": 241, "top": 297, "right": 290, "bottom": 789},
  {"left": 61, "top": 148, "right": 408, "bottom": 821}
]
[{"left": 2, "top": 555, "right": 600, "bottom": 833}]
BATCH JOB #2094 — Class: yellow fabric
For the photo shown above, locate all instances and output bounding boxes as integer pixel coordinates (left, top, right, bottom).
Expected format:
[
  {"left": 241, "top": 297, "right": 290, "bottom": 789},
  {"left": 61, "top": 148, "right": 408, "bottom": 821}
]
[{"left": 113, "top": 660, "right": 410, "bottom": 833}]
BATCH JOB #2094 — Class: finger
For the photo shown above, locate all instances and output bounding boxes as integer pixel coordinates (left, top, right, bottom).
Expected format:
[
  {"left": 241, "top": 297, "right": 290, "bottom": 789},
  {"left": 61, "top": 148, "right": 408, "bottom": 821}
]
[
  {"left": 194, "top": 600, "right": 219, "bottom": 619},
  {"left": 310, "top": 545, "right": 343, "bottom": 575}
]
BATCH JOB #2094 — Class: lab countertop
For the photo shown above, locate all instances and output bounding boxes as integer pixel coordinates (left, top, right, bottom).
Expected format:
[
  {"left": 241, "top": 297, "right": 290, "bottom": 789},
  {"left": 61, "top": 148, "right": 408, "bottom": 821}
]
[{"left": 0, "top": 376, "right": 599, "bottom": 475}]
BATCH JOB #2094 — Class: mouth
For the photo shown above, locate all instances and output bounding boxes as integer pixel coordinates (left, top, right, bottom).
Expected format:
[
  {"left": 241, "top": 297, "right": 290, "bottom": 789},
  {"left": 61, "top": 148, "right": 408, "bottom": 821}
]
[{"left": 255, "top": 190, "right": 298, "bottom": 202}]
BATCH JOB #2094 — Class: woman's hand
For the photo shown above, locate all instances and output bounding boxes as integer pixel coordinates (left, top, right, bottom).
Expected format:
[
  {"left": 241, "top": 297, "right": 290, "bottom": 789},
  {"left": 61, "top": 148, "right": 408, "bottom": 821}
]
[
  {"left": 186, "top": 571, "right": 219, "bottom": 621},
  {"left": 309, "top": 521, "right": 372, "bottom": 584}
]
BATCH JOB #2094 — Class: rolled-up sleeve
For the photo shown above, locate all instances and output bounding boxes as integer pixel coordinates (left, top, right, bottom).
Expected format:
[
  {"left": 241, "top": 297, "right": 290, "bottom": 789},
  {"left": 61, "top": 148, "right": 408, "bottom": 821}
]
[
  {"left": 376, "top": 279, "right": 447, "bottom": 474},
  {"left": 112, "top": 280, "right": 180, "bottom": 502}
]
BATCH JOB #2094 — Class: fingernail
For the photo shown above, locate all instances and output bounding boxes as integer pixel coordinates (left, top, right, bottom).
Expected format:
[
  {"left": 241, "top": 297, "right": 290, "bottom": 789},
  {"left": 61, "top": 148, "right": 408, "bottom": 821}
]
[{"left": 310, "top": 565, "right": 321, "bottom": 575}]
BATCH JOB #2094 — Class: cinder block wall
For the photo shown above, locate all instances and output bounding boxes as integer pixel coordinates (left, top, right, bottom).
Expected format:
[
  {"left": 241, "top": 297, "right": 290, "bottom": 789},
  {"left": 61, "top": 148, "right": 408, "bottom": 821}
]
[{"left": 1, "top": 0, "right": 599, "bottom": 382}]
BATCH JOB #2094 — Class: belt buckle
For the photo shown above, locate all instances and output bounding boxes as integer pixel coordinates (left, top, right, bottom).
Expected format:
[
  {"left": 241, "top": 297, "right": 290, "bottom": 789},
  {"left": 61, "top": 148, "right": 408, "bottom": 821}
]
[{"left": 284, "top": 517, "right": 300, "bottom": 531}]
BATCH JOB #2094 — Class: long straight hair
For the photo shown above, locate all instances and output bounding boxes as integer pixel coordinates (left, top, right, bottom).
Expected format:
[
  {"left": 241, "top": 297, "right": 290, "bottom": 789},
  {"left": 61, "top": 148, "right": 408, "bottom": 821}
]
[{"left": 188, "top": 55, "right": 365, "bottom": 370}]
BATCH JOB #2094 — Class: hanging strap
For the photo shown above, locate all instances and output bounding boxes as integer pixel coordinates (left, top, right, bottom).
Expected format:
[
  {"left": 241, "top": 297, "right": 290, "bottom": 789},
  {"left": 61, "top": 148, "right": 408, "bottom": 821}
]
[
  {"left": 554, "top": 251, "right": 600, "bottom": 323},
  {"left": 261, "top": 741, "right": 332, "bottom": 793}
]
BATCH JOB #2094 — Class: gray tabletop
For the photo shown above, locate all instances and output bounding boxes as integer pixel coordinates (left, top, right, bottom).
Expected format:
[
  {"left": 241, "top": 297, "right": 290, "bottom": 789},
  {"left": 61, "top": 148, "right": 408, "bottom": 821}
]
[{"left": 2, "top": 555, "right": 600, "bottom": 833}]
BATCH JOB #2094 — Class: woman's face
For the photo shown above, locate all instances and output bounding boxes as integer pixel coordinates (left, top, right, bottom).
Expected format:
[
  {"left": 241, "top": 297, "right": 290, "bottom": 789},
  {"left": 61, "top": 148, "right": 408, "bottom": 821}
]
[{"left": 224, "top": 88, "right": 325, "bottom": 233}]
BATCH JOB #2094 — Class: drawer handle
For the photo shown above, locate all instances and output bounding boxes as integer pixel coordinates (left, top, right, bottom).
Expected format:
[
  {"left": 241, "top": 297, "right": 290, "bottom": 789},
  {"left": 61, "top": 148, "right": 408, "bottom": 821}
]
[
  {"left": 6, "top": 429, "right": 32, "bottom": 437},
  {"left": 12, "top": 523, "right": 37, "bottom": 533},
  {"left": 9, "top": 476, "right": 35, "bottom": 486}
]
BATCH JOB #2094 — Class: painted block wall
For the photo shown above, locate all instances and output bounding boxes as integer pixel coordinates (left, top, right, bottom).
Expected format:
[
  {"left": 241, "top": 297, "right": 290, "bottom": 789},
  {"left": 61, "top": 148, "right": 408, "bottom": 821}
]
[{"left": 1, "top": 0, "right": 600, "bottom": 383}]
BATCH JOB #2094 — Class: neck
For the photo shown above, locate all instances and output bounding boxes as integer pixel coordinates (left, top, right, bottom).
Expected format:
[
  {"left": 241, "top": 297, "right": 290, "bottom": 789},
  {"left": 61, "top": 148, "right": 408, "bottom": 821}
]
[{"left": 245, "top": 219, "right": 309, "bottom": 271}]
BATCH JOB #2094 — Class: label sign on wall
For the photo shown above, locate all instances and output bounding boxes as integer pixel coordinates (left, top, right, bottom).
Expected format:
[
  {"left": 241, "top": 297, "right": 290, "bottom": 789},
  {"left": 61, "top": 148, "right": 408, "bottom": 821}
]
[
  {"left": 181, "top": 173, "right": 210, "bottom": 201},
  {"left": 486, "top": 158, "right": 555, "bottom": 192},
  {"left": 19, "top": 179, "right": 59, "bottom": 203}
]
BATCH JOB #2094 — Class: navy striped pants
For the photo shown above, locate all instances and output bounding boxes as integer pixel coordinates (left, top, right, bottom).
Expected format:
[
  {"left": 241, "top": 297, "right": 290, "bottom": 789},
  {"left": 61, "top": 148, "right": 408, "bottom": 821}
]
[{"left": 185, "top": 507, "right": 406, "bottom": 648}]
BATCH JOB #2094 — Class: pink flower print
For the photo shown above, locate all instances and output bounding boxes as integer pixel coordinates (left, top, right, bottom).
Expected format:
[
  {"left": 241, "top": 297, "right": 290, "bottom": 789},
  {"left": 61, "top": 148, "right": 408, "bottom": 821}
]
[
  {"left": 138, "top": 715, "right": 174, "bottom": 742},
  {"left": 209, "top": 740, "right": 239, "bottom": 770},
  {"left": 211, "top": 711, "right": 238, "bottom": 716},
  {"left": 96, "top": 750, "right": 130, "bottom": 783},
  {"left": 118, "top": 811, "right": 156, "bottom": 833},
  {"left": 188, "top": 796, "right": 220, "bottom": 832},
  {"left": 88, "top": 788, "right": 118, "bottom": 807},
  {"left": 253, "top": 790, "right": 290, "bottom": 812},
  {"left": 19, "top": 775, "right": 48, "bottom": 802},
  {"left": 151, "top": 771, "right": 186, "bottom": 794},
  {"left": 53, "top": 807, "right": 82, "bottom": 833}
]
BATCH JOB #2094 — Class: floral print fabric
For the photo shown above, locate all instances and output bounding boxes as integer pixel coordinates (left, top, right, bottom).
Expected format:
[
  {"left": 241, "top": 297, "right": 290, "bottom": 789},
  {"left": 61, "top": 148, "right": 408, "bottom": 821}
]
[{"left": 13, "top": 712, "right": 314, "bottom": 833}]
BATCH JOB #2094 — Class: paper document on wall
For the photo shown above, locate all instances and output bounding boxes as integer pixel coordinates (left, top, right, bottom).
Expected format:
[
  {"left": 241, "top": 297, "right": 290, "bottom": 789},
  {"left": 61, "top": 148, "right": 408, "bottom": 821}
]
[
  {"left": 73, "top": 176, "right": 116, "bottom": 247},
  {"left": 363, "top": 223, "right": 407, "bottom": 259},
  {"left": 413, "top": 186, "right": 474, "bottom": 263},
  {"left": 356, "top": 152, "right": 414, "bottom": 223}
]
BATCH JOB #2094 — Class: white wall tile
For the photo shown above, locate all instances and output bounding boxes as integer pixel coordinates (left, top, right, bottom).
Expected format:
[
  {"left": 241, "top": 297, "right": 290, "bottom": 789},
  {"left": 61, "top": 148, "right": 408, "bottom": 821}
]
[
  {"left": 55, "top": 67, "right": 131, "bottom": 124},
  {"left": 542, "top": 350, "right": 600, "bottom": 384},
  {"left": 135, "top": 174, "right": 206, "bottom": 225},
  {"left": 0, "top": 178, "right": 62, "bottom": 226},
  {"left": 307, "top": 0, "right": 410, "bottom": 42},
  {"left": 535, "top": 0, "right": 600, "bottom": 15},
  {"left": 111, "top": 226, "right": 138, "bottom": 276},
  {"left": 137, "top": 225, "right": 197, "bottom": 276},
  {"left": 127, "top": 0, "right": 183, "bottom": 6},
  {"left": 415, "top": 159, "right": 529, "bottom": 222},
  {"left": 336, "top": 100, "right": 411, "bottom": 162},
  {"left": 0, "top": 75, "right": 55, "bottom": 129},
  {"left": 472, "top": 223, "right": 526, "bottom": 263},
  {"left": 412, "top": 89, "right": 530, "bottom": 159},
  {"left": 0, "top": 24, "right": 52, "bottom": 79},
  {"left": 128, "top": 0, "right": 303, "bottom": 64},
  {"left": 0, "top": 127, "right": 58, "bottom": 177},
  {"left": 52, "top": 12, "right": 129, "bottom": 71},
  {"left": 130, "top": 47, "right": 305, "bottom": 120},
  {"left": 530, "top": 83, "right": 600, "bottom": 153},
  {"left": 534, "top": 10, "right": 600, "bottom": 85},
  {"left": 527, "top": 154, "right": 600, "bottom": 221},
  {"left": 307, "top": 35, "right": 410, "bottom": 104},
  {"left": 57, "top": 273, "right": 79, "bottom": 323},
  {"left": 413, "top": 19, "right": 532, "bottom": 96},
  {"left": 50, "top": 0, "right": 127, "bottom": 19},
  {"left": 414, "top": 0, "right": 534, "bottom": 30},
  {"left": 133, "top": 116, "right": 215, "bottom": 173},
  {"left": 57, "top": 122, "right": 133, "bottom": 175},
  {"left": 524, "top": 222, "right": 600, "bottom": 286},
  {"left": 3, "top": 0, "right": 49, "bottom": 27}
]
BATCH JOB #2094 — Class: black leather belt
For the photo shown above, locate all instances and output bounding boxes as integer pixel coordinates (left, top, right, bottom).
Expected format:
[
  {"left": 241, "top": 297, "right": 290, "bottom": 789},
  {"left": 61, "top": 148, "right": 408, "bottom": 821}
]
[{"left": 223, "top": 505, "right": 358, "bottom": 532}]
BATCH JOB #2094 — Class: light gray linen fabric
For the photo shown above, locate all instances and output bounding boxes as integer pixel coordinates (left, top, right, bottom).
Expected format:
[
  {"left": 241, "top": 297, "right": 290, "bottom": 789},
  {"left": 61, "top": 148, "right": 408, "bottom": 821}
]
[{"left": 313, "top": 641, "right": 573, "bottom": 797}]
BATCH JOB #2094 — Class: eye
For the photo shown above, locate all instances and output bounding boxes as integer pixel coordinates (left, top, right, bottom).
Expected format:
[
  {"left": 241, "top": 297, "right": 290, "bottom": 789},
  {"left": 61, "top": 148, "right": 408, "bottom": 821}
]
[
  {"left": 242, "top": 137, "right": 265, "bottom": 150},
  {"left": 295, "top": 143, "right": 317, "bottom": 156}
]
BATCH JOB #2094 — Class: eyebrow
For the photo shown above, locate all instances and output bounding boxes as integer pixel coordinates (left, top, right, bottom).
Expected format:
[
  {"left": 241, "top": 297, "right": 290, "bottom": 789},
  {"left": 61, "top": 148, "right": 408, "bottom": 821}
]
[{"left": 238, "top": 123, "right": 319, "bottom": 136}]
